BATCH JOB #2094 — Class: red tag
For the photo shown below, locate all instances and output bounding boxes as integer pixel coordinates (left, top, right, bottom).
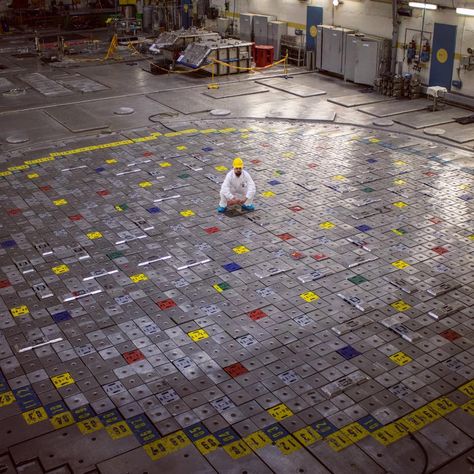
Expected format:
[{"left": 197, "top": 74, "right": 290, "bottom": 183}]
[
  {"left": 143, "top": 152, "right": 153, "bottom": 157},
  {"left": 291, "top": 251, "right": 305, "bottom": 260},
  {"left": 39, "top": 185, "right": 52, "bottom": 192},
  {"left": 313, "top": 253, "right": 329, "bottom": 261},
  {"left": 224, "top": 362, "right": 249, "bottom": 378},
  {"left": 432, "top": 246, "right": 448, "bottom": 255},
  {"left": 97, "top": 190, "right": 110, "bottom": 196},
  {"left": 68, "top": 214, "right": 83, "bottom": 221},
  {"left": 249, "top": 309, "right": 267, "bottom": 321},
  {"left": 251, "top": 159, "right": 261, "bottom": 164},
  {"left": 205, "top": 227, "right": 220, "bottom": 234},
  {"left": 424, "top": 171, "right": 436, "bottom": 177},
  {"left": 157, "top": 299, "right": 176, "bottom": 310},
  {"left": 277, "top": 233, "right": 294, "bottom": 241},
  {"left": 123, "top": 349, "right": 145, "bottom": 364},
  {"left": 430, "top": 217, "right": 442, "bottom": 224},
  {"left": 7, "top": 208, "right": 22, "bottom": 216},
  {"left": 0, "top": 279, "right": 11, "bottom": 288},
  {"left": 289, "top": 206, "right": 303, "bottom": 212},
  {"left": 308, "top": 163, "right": 317, "bottom": 168},
  {"left": 440, "top": 329, "right": 461, "bottom": 342}
]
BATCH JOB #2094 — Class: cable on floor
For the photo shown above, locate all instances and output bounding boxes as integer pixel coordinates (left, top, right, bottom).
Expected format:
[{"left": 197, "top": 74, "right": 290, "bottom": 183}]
[{"left": 409, "top": 432, "right": 429, "bottom": 474}]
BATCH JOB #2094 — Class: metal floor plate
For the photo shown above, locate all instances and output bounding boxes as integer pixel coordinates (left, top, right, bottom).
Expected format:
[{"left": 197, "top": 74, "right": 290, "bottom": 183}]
[
  {"left": 256, "top": 77, "right": 327, "bottom": 97},
  {"left": 45, "top": 104, "right": 111, "bottom": 132},
  {"left": 147, "top": 91, "right": 212, "bottom": 114},
  {"left": 358, "top": 98, "right": 431, "bottom": 117},
  {"left": 328, "top": 93, "right": 390, "bottom": 107},
  {"left": 432, "top": 121, "right": 474, "bottom": 143},
  {"left": 392, "top": 107, "right": 468, "bottom": 129},
  {"left": 202, "top": 82, "right": 269, "bottom": 99},
  {"left": 0, "top": 118, "right": 472, "bottom": 474}
]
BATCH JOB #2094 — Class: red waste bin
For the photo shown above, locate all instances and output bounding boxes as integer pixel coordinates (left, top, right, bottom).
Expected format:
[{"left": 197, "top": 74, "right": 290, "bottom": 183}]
[{"left": 255, "top": 45, "right": 274, "bottom": 67}]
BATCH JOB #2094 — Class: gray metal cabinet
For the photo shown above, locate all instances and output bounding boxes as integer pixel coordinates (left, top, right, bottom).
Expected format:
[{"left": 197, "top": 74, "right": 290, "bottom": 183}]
[
  {"left": 253, "top": 14, "right": 276, "bottom": 45},
  {"left": 240, "top": 13, "right": 255, "bottom": 42},
  {"left": 268, "top": 20, "right": 288, "bottom": 59},
  {"left": 316, "top": 25, "right": 355, "bottom": 76},
  {"left": 355, "top": 39, "right": 379, "bottom": 85},
  {"left": 344, "top": 34, "right": 359, "bottom": 82}
]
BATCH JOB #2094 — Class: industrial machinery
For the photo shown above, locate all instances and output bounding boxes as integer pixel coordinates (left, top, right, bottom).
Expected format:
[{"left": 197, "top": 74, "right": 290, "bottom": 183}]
[
  {"left": 344, "top": 33, "right": 391, "bottom": 86},
  {"left": 177, "top": 37, "right": 253, "bottom": 75},
  {"left": 149, "top": 28, "right": 220, "bottom": 70},
  {"left": 316, "top": 25, "right": 355, "bottom": 76}
]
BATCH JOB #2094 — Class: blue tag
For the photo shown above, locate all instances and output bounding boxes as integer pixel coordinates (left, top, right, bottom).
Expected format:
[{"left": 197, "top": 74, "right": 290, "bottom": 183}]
[
  {"left": 263, "top": 423, "right": 288, "bottom": 441},
  {"left": 202, "top": 147, "right": 213, "bottom": 152},
  {"left": 268, "top": 180, "right": 281, "bottom": 186},
  {"left": 95, "top": 167, "right": 105, "bottom": 173},
  {"left": 52, "top": 311, "right": 72, "bottom": 323},
  {"left": 357, "top": 414, "right": 383, "bottom": 433},
  {"left": 1, "top": 240, "right": 17, "bottom": 249},
  {"left": 356, "top": 224, "right": 372, "bottom": 232},
  {"left": 147, "top": 207, "right": 161, "bottom": 214},
  {"left": 13, "top": 385, "right": 41, "bottom": 411},
  {"left": 214, "top": 427, "right": 240, "bottom": 446},
  {"left": 72, "top": 404, "right": 95, "bottom": 422},
  {"left": 222, "top": 262, "right": 242, "bottom": 272},
  {"left": 99, "top": 409, "right": 123, "bottom": 426},
  {"left": 336, "top": 345, "right": 362, "bottom": 360},
  {"left": 128, "top": 414, "right": 160, "bottom": 445},
  {"left": 184, "top": 423, "right": 210, "bottom": 441},
  {"left": 311, "top": 419, "right": 338, "bottom": 437},
  {"left": 0, "top": 371, "right": 9, "bottom": 394},
  {"left": 45, "top": 400, "right": 69, "bottom": 417}
]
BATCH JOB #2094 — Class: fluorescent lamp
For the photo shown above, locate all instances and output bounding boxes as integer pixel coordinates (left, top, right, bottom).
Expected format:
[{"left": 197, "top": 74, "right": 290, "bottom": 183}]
[
  {"left": 456, "top": 7, "right": 474, "bottom": 16},
  {"left": 333, "top": 0, "right": 339, "bottom": 5},
  {"left": 409, "top": 2, "right": 438, "bottom": 9}
]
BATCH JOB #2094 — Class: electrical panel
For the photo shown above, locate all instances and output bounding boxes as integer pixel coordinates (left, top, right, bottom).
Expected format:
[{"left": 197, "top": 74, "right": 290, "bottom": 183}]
[
  {"left": 316, "top": 25, "right": 355, "bottom": 76},
  {"left": 268, "top": 20, "right": 288, "bottom": 59},
  {"left": 253, "top": 14, "right": 276, "bottom": 45}
]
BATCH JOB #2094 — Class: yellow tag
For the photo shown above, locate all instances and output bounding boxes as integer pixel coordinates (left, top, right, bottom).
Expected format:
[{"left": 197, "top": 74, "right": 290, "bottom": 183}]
[
  {"left": 400, "top": 409, "right": 434, "bottom": 432},
  {"left": 28, "top": 173, "right": 39, "bottom": 179},
  {"left": 163, "top": 431, "right": 191, "bottom": 452},
  {"left": 8, "top": 164, "right": 29, "bottom": 171},
  {"left": 293, "top": 427, "right": 322, "bottom": 446},
  {"left": 195, "top": 435, "right": 220, "bottom": 455},
  {"left": 77, "top": 417, "right": 104, "bottom": 434},
  {"left": 394, "top": 160, "right": 406, "bottom": 166},
  {"left": 461, "top": 399, "right": 474, "bottom": 416},
  {"left": 10, "top": 305, "right": 29, "bottom": 317},
  {"left": 390, "top": 300, "right": 411, "bottom": 312},
  {"left": 52, "top": 264, "right": 69, "bottom": 274},
  {"left": 223, "top": 440, "right": 252, "bottom": 459},
  {"left": 0, "top": 391, "right": 16, "bottom": 407},
  {"left": 393, "top": 201, "right": 408, "bottom": 208},
  {"left": 340, "top": 423, "right": 369, "bottom": 443},
  {"left": 139, "top": 181, "right": 153, "bottom": 188},
  {"left": 130, "top": 273, "right": 148, "bottom": 283},
  {"left": 215, "top": 166, "right": 228, "bottom": 172},
  {"left": 413, "top": 405, "right": 441, "bottom": 424},
  {"left": 51, "top": 372, "right": 75, "bottom": 388},
  {"left": 144, "top": 439, "right": 169, "bottom": 460},
  {"left": 50, "top": 411, "right": 75, "bottom": 429},
  {"left": 87, "top": 232, "right": 103, "bottom": 240},
  {"left": 275, "top": 435, "right": 302, "bottom": 455},
  {"left": 394, "top": 179, "right": 406, "bottom": 185},
  {"left": 244, "top": 431, "right": 272, "bottom": 450},
  {"left": 201, "top": 129, "right": 217, "bottom": 134},
  {"left": 105, "top": 159, "right": 117, "bottom": 164},
  {"left": 106, "top": 421, "right": 133, "bottom": 439},
  {"left": 268, "top": 403, "right": 293, "bottom": 421},
  {"left": 188, "top": 329, "right": 209, "bottom": 341},
  {"left": 369, "top": 138, "right": 380, "bottom": 143},
  {"left": 458, "top": 380, "right": 474, "bottom": 398},
  {"left": 241, "top": 134, "right": 250, "bottom": 139},
  {"left": 326, "top": 431, "right": 353, "bottom": 452},
  {"left": 371, "top": 422, "right": 408, "bottom": 446},
  {"left": 469, "top": 234, "right": 474, "bottom": 241},
  {"left": 319, "top": 221, "right": 335, "bottom": 229},
  {"left": 392, "top": 260, "right": 409, "bottom": 269},
  {"left": 53, "top": 199, "right": 68, "bottom": 206},
  {"left": 389, "top": 351, "right": 413, "bottom": 366},
  {"left": 261, "top": 191, "right": 276, "bottom": 198},
  {"left": 220, "top": 127, "right": 236, "bottom": 133},
  {"left": 23, "top": 407, "right": 48, "bottom": 425},
  {"left": 429, "top": 397, "right": 457, "bottom": 416},
  {"left": 180, "top": 210, "right": 195, "bottom": 217},
  {"left": 160, "top": 162, "right": 172, "bottom": 167},
  {"left": 300, "top": 291, "right": 319, "bottom": 302},
  {"left": 176, "top": 146, "right": 187, "bottom": 150},
  {"left": 233, "top": 245, "right": 249, "bottom": 254},
  {"left": 333, "top": 175, "right": 346, "bottom": 181},
  {"left": 213, "top": 284, "right": 223, "bottom": 293},
  {"left": 0, "top": 171, "right": 12, "bottom": 176},
  {"left": 392, "top": 229, "right": 405, "bottom": 236}
]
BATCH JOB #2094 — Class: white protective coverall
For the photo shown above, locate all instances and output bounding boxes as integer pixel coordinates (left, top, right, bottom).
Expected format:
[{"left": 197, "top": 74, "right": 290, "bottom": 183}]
[{"left": 219, "top": 169, "right": 256, "bottom": 208}]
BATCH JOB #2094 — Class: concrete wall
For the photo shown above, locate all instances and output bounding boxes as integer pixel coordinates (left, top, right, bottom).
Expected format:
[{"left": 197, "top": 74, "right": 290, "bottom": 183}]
[{"left": 210, "top": 0, "right": 474, "bottom": 97}]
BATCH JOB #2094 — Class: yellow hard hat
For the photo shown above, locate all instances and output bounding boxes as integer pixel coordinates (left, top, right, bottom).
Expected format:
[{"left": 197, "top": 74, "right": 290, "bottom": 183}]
[{"left": 233, "top": 157, "right": 244, "bottom": 168}]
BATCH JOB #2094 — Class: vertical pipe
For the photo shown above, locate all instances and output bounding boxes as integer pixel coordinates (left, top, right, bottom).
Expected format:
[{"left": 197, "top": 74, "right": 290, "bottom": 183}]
[{"left": 391, "top": 0, "right": 399, "bottom": 74}]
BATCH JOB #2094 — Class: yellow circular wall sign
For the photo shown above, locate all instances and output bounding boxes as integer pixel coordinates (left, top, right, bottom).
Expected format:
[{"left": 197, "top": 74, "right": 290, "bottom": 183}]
[
  {"left": 436, "top": 48, "right": 448, "bottom": 64},
  {"left": 310, "top": 25, "right": 318, "bottom": 38}
]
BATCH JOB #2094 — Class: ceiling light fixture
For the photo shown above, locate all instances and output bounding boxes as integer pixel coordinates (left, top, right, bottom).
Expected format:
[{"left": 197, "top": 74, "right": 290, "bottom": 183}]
[
  {"left": 408, "top": 2, "right": 438, "bottom": 9},
  {"left": 456, "top": 7, "right": 474, "bottom": 16},
  {"left": 332, "top": 0, "right": 339, "bottom": 6}
]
